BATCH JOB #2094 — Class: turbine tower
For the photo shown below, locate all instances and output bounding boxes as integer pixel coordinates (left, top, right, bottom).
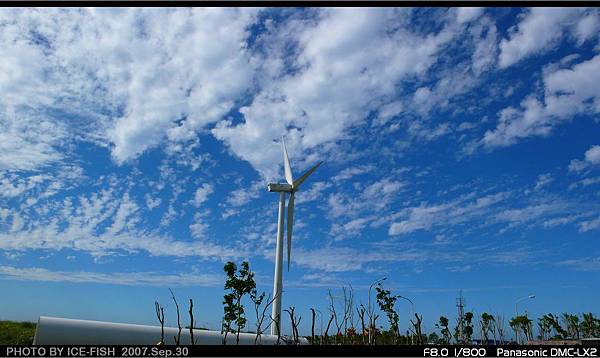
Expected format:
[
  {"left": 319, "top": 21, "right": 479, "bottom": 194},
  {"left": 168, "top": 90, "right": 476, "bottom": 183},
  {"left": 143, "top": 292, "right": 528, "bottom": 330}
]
[{"left": 267, "top": 137, "right": 322, "bottom": 336}]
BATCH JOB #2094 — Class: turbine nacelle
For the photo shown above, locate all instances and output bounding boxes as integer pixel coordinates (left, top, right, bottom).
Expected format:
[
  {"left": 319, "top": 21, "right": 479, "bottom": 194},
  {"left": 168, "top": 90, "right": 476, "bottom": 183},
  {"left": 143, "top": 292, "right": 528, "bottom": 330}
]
[{"left": 267, "top": 183, "right": 293, "bottom": 193}]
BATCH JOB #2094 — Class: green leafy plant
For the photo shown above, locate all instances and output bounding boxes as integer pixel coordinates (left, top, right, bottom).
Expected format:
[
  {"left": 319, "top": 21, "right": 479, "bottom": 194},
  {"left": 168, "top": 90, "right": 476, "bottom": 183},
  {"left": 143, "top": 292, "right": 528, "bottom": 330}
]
[
  {"left": 462, "top": 312, "right": 474, "bottom": 343},
  {"left": 436, "top": 316, "right": 452, "bottom": 344},
  {"left": 375, "top": 282, "right": 400, "bottom": 344},
  {"left": 510, "top": 315, "right": 533, "bottom": 343},
  {"left": 0, "top": 321, "right": 36, "bottom": 345},
  {"left": 581, "top": 312, "right": 600, "bottom": 338},
  {"left": 479, "top": 312, "right": 495, "bottom": 344},
  {"left": 222, "top": 261, "right": 256, "bottom": 345}
]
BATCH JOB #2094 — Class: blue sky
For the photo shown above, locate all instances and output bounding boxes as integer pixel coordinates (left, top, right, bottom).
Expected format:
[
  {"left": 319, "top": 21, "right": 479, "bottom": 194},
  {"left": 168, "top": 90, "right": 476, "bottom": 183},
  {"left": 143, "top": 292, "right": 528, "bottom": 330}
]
[{"left": 1, "top": 7, "right": 599, "bottom": 337}]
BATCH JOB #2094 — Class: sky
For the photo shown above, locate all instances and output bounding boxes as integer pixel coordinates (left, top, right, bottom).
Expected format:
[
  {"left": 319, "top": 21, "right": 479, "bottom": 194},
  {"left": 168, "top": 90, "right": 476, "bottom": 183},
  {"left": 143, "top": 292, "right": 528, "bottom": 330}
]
[{"left": 0, "top": 7, "right": 599, "bottom": 337}]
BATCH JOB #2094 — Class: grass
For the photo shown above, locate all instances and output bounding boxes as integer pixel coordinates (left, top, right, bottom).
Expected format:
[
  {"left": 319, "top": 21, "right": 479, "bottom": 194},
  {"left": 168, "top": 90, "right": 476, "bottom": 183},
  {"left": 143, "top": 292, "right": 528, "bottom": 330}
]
[{"left": 0, "top": 320, "right": 36, "bottom": 345}]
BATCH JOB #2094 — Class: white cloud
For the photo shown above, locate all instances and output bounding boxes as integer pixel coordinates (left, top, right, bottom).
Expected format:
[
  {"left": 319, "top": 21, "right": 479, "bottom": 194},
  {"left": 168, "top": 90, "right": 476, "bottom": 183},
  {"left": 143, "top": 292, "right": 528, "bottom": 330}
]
[
  {"left": 534, "top": 173, "right": 553, "bottom": 190},
  {"left": 295, "top": 181, "right": 332, "bottom": 204},
  {"left": 498, "top": 8, "right": 584, "bottom": 68},
  {"left": 482, "top": 96, "right": 548, "bottom": 148},
  {"left": 569, "top": 145, "right": 600, "bottom": 172},
  {"left": 332, "top": 165, "right": 376, "bottom": 182},
  {"left": 375, "top": 101, "right": 404, "bottom": 126},
  {"left": 329, "top": 217, "right": 371, "bottom": 241},
  {"left": 213, "top": 8, "right": 459, "bottom": 178},
  {"left": 568, "top": 176, "right": 600, "bottom": 189},
  {"left": 189, "top": 212, "right": 210, "bottom": 240},
  {"left": 470, "top": 18, "right": 498, "bottom": 75},
  {"left": 574, "top": 12, "right": 600, "bottom": 45},
  {"left": 225, "top": 180, "right": 263, "bottom": 207},
  {"left": 293, "top": 246, "right": 429, "bottom": 273},
  {"left": 160, "top": 203, "right": 177, "bottom": 228},
  {"left": 389, "top": 192, "right": 509, "bottom": 235},
  {"left": 144, "top": 194, "right": 161, "bottom": 210},
  {"left": 103, "top": 193, "right": 139, "bottom": 238},
  {"left": 362, "top": 179, "right": 404, "bottom": 201},
  {"left": 559, "top": 257, "right": 600, "bottom": 271},
  {"left": 485, "top": 55, "right": 600, "bottom": 148},
  {"left": 0, "top": 265, "right": 221, "bottom": 287},
  {"left": 495, "top": 202, "right": 567, "bottom": 228},
  {"left": 0, "top": 111, "right": 68, "bottom": 171},
  {"left": 328, "top": 178, "right": 404, "bottom": 221},
  {"left": 0, "top": 8, "right": 260, "bottom": 170},
  {"left": 578, "top": 216, "right": 600, "bottom": 232},
  {"left": 544, "top": 55, "right": 600, "bottom": 118},
  {"left": 0, "top": 173, "right": 48, "bottom": 198},
  {"left": 582, "top": 145, "right": 600, "bottom": 163},
  {"left": 543, "top": 215, "right": 581, "bottom": 228},
  {"left": 193, "top": 183, "right": 214, "bottom": 207},
  {"left": 456, "top": 8, "right": 484, "bottom": 24},
  {"left": 0, "top": 188, "right": 241, "bottom": 260}
]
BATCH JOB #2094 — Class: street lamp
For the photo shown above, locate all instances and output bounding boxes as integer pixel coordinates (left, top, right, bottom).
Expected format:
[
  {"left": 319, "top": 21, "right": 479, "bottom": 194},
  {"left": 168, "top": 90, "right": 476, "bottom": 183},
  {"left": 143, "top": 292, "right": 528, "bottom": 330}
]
[
  {"left": 515, "top": 295, "right": 535, "bottom": 316},
  {"left": 514, "top": 295, "right": 535, "bottom": 344}
]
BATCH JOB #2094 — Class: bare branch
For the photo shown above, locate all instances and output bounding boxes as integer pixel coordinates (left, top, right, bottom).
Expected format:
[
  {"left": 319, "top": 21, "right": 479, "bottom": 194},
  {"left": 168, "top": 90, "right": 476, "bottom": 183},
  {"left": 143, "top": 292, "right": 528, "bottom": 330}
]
[{"left": 169, "top": 288, "right": 182, "bottom": 346}]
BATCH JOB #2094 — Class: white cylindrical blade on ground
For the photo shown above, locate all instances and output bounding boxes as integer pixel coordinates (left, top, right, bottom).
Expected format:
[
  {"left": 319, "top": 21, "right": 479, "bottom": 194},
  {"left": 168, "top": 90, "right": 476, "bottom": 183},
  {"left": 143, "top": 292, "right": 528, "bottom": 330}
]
[{"left": 33, "top": 316, "right": 308, "bottom": 345}]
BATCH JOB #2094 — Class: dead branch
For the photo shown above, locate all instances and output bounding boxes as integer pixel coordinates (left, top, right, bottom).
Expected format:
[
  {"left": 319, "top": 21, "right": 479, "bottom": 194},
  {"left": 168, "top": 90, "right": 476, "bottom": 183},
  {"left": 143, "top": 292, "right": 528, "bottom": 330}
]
[
  {"left": 357, "top": 304, "right": 366, "bottom": 345},
  {"left": 284, "top": 306, "right": 302, "bottom": 345},
  {"left": 410, "top": 313, "right": 423, "bottom": 345},
  {"left": 324, "top": 313, "right": 334, "bottom": 345},
  {"left": 168, "top": 289, "right": 182, "bottom": 345},
  {"left": 188, "top": 298, "right": 195, "bottom": 345},
  {"left": 155, "top": 301, "right": 165, "bottom": 345},
  {"left": 310, "top": 308, "right": 316, "bottom": 345},
  {"left": 327, "top": 289, "right": 341, "bottom": 344},
  {"left": 253, "top": 292, "right": 279, "bottom": 345}
]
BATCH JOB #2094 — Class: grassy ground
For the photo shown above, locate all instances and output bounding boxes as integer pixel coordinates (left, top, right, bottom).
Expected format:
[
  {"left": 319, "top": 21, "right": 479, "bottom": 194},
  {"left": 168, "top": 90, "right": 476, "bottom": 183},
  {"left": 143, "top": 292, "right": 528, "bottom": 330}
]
[{"left": 0, "top": 321, "right": 36, "bottom": 345}]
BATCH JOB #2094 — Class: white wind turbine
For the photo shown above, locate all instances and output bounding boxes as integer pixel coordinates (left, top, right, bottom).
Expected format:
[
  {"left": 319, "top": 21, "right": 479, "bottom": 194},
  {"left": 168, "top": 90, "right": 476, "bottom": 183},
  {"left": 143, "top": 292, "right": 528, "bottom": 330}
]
[{"left": 267, "top": 137, "right": 322, "bottom": 336}]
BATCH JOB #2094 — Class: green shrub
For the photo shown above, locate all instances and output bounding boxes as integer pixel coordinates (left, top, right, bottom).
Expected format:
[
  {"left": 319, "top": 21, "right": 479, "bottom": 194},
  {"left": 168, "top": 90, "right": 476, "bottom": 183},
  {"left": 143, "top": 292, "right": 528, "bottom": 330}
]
[{"left": 0, "top": 321, "right": 36, "bottom": 345}]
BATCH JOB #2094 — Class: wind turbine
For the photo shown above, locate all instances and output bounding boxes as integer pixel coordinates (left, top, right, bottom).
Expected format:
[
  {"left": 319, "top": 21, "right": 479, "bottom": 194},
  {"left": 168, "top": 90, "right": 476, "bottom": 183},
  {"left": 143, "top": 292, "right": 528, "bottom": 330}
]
[{"left": 267, "top": 137, "right": 322, "bottom": 336}]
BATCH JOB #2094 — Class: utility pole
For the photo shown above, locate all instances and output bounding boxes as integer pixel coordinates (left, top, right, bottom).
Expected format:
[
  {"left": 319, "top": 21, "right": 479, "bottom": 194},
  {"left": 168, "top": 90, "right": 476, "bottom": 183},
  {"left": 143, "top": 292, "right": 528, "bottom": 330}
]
[{"left": 456, "top": 290, "right": 465, "bottom": 344}]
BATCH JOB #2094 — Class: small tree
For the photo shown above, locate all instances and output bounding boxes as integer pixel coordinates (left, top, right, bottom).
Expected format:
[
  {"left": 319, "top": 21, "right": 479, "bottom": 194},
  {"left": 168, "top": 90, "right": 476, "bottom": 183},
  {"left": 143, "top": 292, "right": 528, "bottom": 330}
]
[
  {"left": 462, "top": 312, "right": 474, "bottom": 344},
  {"left": 375, "top": 282, "right": 400, "bottom": 344},
  {"left": 542, "top": 313, "right": 567, "bottom": 339},
  {"left": 494, "top": 314, "right": 506, "bottom": 344},
  {"left": 581, "top": 312, "right": 600, "bottom": 338},
  {"left": 436, "top": 316, "right": 452, "bottom": 344},
  {"left": 510, "top": 315, "right": 533, "bottom": 343},
  {"left": 428, "top": 332, "right": 440, "bottom": 344},
  {"left": 222, "top": 261, "right": 256, "bottom": 345},
  {"left": 562, "top": 313, "right": 580, "bottom": 339},
  {"left": 538, "top": 315, "right": 553, "bottom": 341},
  {"left": 479, "top": 312, "right": 495, "bottom": 344}
]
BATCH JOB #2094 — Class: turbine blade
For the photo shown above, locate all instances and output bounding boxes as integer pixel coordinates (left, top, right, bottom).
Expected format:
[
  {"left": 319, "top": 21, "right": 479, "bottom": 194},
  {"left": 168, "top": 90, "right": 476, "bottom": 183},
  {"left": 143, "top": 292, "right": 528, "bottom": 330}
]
[
  {"left": 292, "top": 161, "right": 322, "bottom": 189},
  {"left": 282, "top": 137, "right": 293, "bottom": 185},
  {"left": 287, "top": 192, "right": 294, "bottom": 271}
]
